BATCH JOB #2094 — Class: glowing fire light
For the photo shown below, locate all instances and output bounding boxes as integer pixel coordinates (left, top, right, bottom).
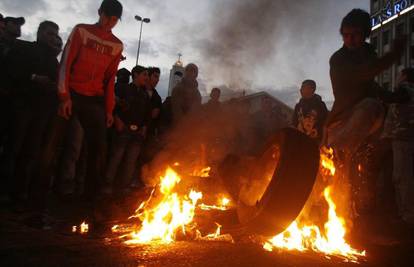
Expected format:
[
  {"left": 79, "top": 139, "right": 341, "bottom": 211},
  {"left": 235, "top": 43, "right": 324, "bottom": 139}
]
[
  {"left": 263, "top": 148, "right": 366, "bottom": 262},
  {"left": 72, "top": 221, "right": 89, "bottom": 234},
  {"left": 123, "top": 167, "right": 204, "bottom": 244},
  {"left": 191, "top": 166, "right": 211, "bottom": 177},
  {"left": 199, "top": 197, "right": 231, "bottom": 211},
  {"left": 320, "top": 147, "right": 335, "bottom": 176}
]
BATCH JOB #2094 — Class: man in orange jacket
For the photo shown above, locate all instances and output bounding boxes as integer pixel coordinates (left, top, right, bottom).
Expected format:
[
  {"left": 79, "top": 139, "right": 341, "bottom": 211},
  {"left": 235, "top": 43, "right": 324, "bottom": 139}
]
[{"left": 28, "top": 0, "right": 123, "bottom": 230}]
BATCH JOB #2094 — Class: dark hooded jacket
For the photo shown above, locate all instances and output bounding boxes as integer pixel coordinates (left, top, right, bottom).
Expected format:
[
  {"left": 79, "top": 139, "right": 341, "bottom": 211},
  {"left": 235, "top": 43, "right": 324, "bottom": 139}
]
[
  {"left": 292, "top": 94, "right": 328, "bottom": 142},
  {"left": 327, "top": 42, "right": 400, "bottom": 126}
]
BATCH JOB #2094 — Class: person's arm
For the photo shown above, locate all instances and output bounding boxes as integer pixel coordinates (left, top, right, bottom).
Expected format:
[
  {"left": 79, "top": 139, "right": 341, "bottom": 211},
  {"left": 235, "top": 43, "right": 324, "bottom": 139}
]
[
  {"left": 57, "top": 25, "right": 82, "bottom": 102},
  {"left": 331, "top": 37, "right": 406, "bottom": 84},
  {"left": 104, "top": 51, "right": 123, "bottom": 116},
  {"left": 57, "top": 26, "right": 83, "bottom": 119},
  {"left": 171, "top": 85, "right": 183, "bottom": 121}
]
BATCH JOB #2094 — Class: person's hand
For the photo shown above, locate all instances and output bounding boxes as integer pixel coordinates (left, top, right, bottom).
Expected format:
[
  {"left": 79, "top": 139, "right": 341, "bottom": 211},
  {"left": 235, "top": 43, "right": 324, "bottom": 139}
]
[
  {"left": 114, "top": 116, "right": 124, "bottom": 132},
  {"left": 58, "top": 98, "right": 72, "bottom": 120},
  {"left": 106, "top": 113, "right": 114, "bottom": 128},
  {"left": 33, "top": 75, "right": 52, "bottom": 85}
]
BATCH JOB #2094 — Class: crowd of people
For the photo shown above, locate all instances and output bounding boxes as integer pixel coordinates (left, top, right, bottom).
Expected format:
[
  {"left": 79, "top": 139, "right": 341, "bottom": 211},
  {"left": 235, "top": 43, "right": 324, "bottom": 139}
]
[{"left": 0, "top": 0, "right": 413, "bottom": 236}]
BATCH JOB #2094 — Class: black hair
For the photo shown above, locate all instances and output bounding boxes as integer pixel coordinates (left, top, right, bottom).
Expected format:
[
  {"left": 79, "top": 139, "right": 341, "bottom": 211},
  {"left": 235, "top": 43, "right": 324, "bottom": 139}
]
[
  {"left": 148, "top": 67, "right": 161, "bottom": 77},
  {"left": 131, "top": 65, "right": 147, "bottom": 78},
  {"left": 402, "top": 68, "right": 414, "bottom": 83},
  {"left": 99, "top": 0, "right": 123, "bottom": 18},
  {"left": 302, "top": 79, "right": 316, "bottom": 90},
  {"left": 37, "top": 21, "right": 59, "bottom": 37},
  {"left": 340, "top": 9, "right": 371, "bottom": 39}
]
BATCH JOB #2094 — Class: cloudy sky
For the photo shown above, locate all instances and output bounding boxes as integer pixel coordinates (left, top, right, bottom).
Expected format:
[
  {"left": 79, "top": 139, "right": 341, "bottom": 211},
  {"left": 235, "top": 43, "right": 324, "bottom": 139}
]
[{"left": 1, "top": 0, "right": 369, "bottom": 106}]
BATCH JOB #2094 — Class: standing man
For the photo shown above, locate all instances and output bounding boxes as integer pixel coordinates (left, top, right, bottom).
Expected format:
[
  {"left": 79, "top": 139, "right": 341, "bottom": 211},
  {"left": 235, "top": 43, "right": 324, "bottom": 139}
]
[
  {"left": 31, "top": 0, "right": 123, "bottom": 229},
  {"left": 171, "top": 63, "right": 201, "bottom": 123},
  {"left": 146, "top": 67, "right": 162, "bottom": 137},
  {"left": 292, "top": 79, "right": 328, "bottom": 144},
  {"left": 58, "top": 0, "right": 123, "bottom": 199}
]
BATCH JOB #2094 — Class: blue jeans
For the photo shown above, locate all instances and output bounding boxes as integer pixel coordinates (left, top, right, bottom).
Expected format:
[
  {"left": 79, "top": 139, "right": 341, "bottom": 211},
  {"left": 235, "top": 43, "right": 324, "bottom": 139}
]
[{"left": 105, "top": 130, "right": 143, "bottom": 191}]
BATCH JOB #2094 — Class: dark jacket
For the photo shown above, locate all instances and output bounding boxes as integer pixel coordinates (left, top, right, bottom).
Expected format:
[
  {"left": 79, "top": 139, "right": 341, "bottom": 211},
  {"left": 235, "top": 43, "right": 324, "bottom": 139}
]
[
  {"left": 292, "top": 94, "right": 328, "bottom": 141},
  {"left": 382, "top": 83, "right": 414, "bottom": 141},
  {"left": 146, "top": 88, "right": 162, "bottom": 136},
  {"left": 327, "top": 43, "right": 400, "bottom": 126},
  {"left": 115, "top": 83, "right": 151, "bottom": 129},
  {"left": 171, "top": 77, "right": 201, "bottom": 121},
  {"left": 5, "top": 40, "right": 59, "bottom": 107}
]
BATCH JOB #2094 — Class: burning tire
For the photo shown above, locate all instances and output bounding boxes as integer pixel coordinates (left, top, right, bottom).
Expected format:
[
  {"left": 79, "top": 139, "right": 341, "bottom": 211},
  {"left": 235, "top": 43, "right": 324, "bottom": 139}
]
[{"left": 220, "top": 128, "right": 320, "bottom": 236}]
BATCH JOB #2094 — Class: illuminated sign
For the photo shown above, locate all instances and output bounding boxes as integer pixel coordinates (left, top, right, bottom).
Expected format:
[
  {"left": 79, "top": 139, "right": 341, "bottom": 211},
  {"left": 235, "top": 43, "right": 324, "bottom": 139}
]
[{"left": 371, "top": 0, "right": 413, "bottom": 28}]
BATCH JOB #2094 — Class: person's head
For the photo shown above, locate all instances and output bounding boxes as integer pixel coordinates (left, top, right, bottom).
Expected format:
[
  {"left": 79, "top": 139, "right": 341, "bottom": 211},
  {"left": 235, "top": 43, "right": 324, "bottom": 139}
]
[
  {"left": 131, "top": 65, "right": 148, "bottom": 87},
  {"left": 0, "top": 14, "right": 5, "bottom": 37},
  {"left": 116, "top": 68, "right": 131, "bottom": 84},
  {"left": 98, "top": 0, "right": 122, "bottom": 31},
  {"left": 4, "top": 16, "right": 25, "bottom": 40},
  {"left": 184, "top": 63, "right": 198, "bottom": 80},
  {"left": 340, "top": 9, "right": 370, "bottom": 50},
  {"left": 210, "top": 87, "right": 221, "bottom": 102},
  {"left": 51, "top": 35, "right": 63, "bottom": 57},
  {"left": 398, "top": 68, "right": 414, "bottom": 85},
  {"left": 37, "top": 21, "right": 59, "bottom": 48},
  {"left": 147, "top": 67, "right": 161, "bottom": 89},
  {"left": 300, "top": 80, "right": 316, "bottom": 99}
]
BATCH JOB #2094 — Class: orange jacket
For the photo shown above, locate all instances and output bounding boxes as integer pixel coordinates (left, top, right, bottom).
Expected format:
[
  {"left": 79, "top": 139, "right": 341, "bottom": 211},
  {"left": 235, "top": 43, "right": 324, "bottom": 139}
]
[{"left": 58, "top": 23, "right": 123, "bottom": 114}]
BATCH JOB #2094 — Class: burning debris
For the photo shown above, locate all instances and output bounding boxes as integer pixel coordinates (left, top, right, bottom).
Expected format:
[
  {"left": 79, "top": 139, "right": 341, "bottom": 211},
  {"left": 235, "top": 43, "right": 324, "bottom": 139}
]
[
  {"left": 109, "top": 128, "right": 365, "bottom": 263},
  {"left": 72, "top": 221, "right": 89, "bottom": 234}
]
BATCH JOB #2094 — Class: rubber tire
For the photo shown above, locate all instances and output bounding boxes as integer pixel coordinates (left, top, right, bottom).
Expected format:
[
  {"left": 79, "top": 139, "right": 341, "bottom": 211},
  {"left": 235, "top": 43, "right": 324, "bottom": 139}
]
[{"left": 236, "top": 128, "right": 320, "bottom": 236}]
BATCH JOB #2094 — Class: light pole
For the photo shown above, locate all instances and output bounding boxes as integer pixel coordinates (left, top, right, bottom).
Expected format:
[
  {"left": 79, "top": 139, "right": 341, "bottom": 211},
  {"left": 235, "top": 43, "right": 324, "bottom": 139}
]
[{"left": 134, "top": 15, "right": 150, "bottom": 66}]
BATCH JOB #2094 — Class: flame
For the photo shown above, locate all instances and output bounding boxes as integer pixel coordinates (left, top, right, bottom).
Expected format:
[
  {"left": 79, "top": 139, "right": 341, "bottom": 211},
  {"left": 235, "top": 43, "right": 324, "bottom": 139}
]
[
  {"left": 320, "top": 147, "right": 335, "bottom": 176},
  {"left": 264, "top": 187, "right": 365, "bottom": 261},
  {"left": 191, "top": 166, "right": 211, "bottom": 177},
  {"left": 123, "top": 167, "right": 203, "bottom": 244},
  {"left": 199, "top": 197, "right": 231, "bottom": 211},
  {"left": 263, "top": 147, "right": 365, "bottom": 262},
  {"left": 72, "top": 221, "right": 89, "bottom": 234}
]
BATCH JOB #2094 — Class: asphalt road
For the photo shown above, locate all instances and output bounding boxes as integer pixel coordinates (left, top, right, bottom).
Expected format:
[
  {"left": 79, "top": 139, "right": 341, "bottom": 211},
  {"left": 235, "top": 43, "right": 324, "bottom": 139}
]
[{"left": 1, "top": 210, "right": 414, "bottom": 267}]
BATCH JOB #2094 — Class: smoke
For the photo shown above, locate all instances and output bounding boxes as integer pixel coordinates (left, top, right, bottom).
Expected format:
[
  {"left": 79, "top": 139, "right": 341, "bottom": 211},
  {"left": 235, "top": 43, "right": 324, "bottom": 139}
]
[{"left": 196, "top": 0, "right": 367, "bottom": 99}]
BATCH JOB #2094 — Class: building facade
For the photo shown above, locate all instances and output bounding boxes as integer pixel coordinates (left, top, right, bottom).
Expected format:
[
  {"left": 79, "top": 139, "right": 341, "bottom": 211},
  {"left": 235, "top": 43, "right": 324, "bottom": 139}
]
[{"left": 370, "top": 0, "right": 414, "bottom": 90}]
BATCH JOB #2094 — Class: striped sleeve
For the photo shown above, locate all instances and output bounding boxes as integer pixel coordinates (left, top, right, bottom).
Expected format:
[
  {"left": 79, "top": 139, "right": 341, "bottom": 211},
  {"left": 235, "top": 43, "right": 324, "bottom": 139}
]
[
  {"left": 57, "top": 25, "right": 82, "bottom": 101},
  {"left": 104, "top": 48, "right": 123, "bottom": 114}
]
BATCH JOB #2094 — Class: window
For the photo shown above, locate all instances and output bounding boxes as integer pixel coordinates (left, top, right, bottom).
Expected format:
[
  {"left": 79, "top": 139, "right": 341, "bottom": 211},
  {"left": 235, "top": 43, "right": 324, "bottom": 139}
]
[
  {"left": 383, "top": 30, "right": 390, "bottom": 46},
  {"left": 372, "top": 0, "right": 380, "bottom": 12},
  {"left": 382, "top": 82, "right": 390, "bottom": 91},
  {"left": 396, "top": 23, "right": 405, "bottom": 37},
  {"left": 371, "top": 36, "right": 379, "bottom": 53}
]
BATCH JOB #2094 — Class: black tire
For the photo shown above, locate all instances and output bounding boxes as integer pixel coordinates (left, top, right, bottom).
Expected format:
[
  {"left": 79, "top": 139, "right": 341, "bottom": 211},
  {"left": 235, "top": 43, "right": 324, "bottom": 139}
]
[{"left": 221, "top": 128, "right": 320, "bottom": 236}]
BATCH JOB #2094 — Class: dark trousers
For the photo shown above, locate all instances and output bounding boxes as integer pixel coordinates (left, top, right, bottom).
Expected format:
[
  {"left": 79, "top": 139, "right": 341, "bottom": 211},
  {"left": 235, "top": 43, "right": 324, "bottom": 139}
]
[
  {"left": 8, "top": 104, "right": 54, "bottom": 199},
  {"left": 30, "top": 94, "right": 107, "bottom": 212}
]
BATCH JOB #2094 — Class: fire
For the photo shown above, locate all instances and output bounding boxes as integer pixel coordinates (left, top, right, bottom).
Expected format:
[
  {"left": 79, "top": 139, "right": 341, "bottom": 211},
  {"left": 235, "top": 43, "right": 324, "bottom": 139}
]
[
  {"left": 72, "top": 221, "right": 89, "bottom": 234},
  {"left": 199, "top": 197, "right": 231, "bottom": 211},
  {"left": 320, "top": 147, "right": 335, "bottom": 176},
  {"left": 123, "top": 167, "right": 204, "bottom": 244},
  {"left": 191, "top": 166, "right": 211, "bottom": 177},
  {"left": 263, "top": 147, "right": 365, "bottom": 262}
]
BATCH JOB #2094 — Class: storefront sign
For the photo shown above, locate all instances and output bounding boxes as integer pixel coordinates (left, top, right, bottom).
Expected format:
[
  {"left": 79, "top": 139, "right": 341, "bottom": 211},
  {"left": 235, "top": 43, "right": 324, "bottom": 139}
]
[{"left": 371, "top": 0, "right": 412, "bottom": 27}]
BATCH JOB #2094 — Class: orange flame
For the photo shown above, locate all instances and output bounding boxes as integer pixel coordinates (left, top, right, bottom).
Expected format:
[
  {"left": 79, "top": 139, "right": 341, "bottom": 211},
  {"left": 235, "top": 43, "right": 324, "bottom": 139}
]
[
  {"left": 123, "top": 167, "right": 203, "bottom": 244},
  {"left": 263, "top": 147, "right": 365, "bottom": 262}
]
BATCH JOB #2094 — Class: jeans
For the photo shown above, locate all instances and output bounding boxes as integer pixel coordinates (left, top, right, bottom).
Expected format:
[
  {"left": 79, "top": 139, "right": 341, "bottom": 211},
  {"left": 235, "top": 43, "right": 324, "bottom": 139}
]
[
  {"left": 8, "top": 101, "right": 55, "bottom": 199},
  {"left": 105, "top": 130, "right": 143, "bottom": 191},
  {"left": 327, "top": 98, "right": 384, "bottom": 153},
  {"left": 58, "top": 117, "right": 86, "bottom": 195},
  {"left": 392, "top": 140, "right": 414, "bottom": 223},
  {"left": 30, "top": 94, "right": 107, "bottom": 211}
]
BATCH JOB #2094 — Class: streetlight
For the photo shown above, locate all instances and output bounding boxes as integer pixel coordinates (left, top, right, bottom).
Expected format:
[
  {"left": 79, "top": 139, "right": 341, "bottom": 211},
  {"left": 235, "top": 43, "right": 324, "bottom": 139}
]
[{"left": 134, "top": 15, "right": 150, "bottom": 66}]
